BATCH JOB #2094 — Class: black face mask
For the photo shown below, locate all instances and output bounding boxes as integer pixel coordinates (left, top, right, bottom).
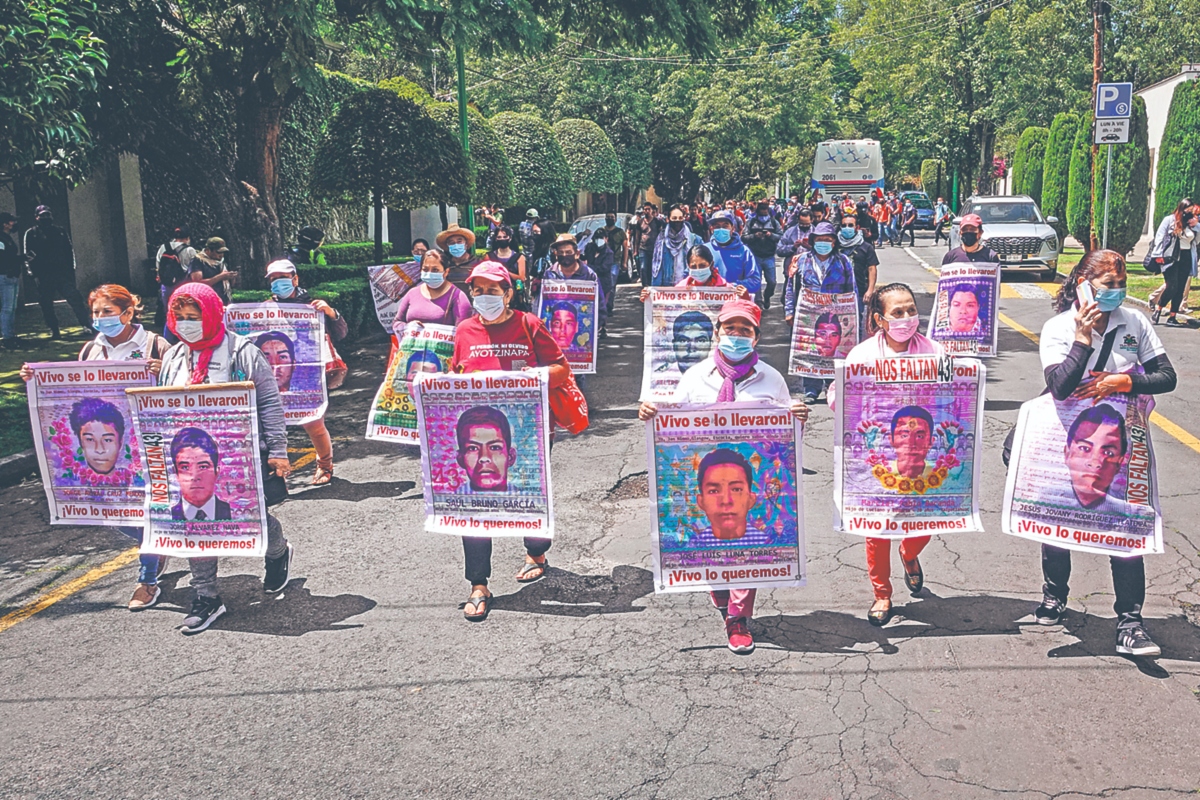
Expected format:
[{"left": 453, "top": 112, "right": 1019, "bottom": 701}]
[
  {"left": 494, "top": 239, "right": 511, "bottom": 248},
  {"left": 557, "top": 253, "right": 576, "bottom": 266},
  {"left": 605, "top": 219, "right": 616, "bottom": 227},
  {"left": 669, "top": 220, "right": 684, "bottom": 232},
  {"left": 961, "top": 232, "right": 980, "bottom": 247}
]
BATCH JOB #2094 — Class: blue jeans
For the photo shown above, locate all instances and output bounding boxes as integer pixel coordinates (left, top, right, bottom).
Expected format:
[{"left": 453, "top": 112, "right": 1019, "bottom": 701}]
[
  {"left": 638, "top": 251, "right": 653, "bottom": 287},
  {"left": 0, "top": 274, "right": 19, "bottom": 340},
  {"left": 118, "top": 525, "right": 165, "bottom": 585},
  {"left": 802, "top": 377, "right": 832, "bottom": 399},
  {"left": 754, "top": 253, "right": 777, "bottom": 303}
]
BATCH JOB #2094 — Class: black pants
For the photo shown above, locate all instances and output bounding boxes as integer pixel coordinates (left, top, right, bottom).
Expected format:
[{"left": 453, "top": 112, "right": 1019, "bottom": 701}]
[
  {"left": 463, "top": 536, "right": 552, "bottom": 586},
  {"left": 901, "top": 223, "right": 915, "bottom": 246},
  {"left": 934, "top": 220, "right": 949, "bottom": 244},
  {"left": 1160, "top": 263, "right": 1190, "bottom": 314},
  {"left": 1041, "top": 544, "right": 1145, "bottom": 628},
  {"left": 34, "top": 271, "right": 91, "bottom": 334}
]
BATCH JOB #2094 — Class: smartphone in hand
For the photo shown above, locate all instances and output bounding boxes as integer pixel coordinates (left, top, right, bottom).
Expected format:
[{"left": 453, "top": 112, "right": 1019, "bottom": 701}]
[{"left": 1077, "top": 281, "right": 1095, "bottom": 307}]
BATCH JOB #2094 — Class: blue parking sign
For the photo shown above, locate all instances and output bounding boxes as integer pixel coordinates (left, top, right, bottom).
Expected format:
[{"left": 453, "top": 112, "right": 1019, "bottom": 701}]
[{"left": 1095, "top": 83, "right": 1133, "bottom": 119}]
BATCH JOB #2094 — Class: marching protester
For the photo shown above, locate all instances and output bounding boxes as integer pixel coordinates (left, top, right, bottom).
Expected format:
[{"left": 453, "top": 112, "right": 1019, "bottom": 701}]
[
  {"left": 838, "top": 212, "right": 880, "bottom": 327},
  {"left": 943, "top": 214, "right": 999, "bottom": 264},
  {"left": 777, "top": 206, "right": 813, "bottom": 279},
  {"left": 526, "top": 220, "right": 557, "bottom": 286},
  {"left": 154, "top": 226, "right": 196, "bottom": 335},
  {"left": 543, "top": 234, "right": 607, "bottom": 336},
  {"left": 633, "top": 202, "right": 664, "bottom": 287},
  {"left": 933, "top": 197, "right": 952, "bottom": 245},
  {"left": 1147, "top": 199, "right": 1198, "bottom": 326},
  {"left": 518, "top": 209, "right": 538, "bottom": 253},
  {"left": 639, "top": 244, "right": 750, "bottom": 301},
  {"left": 392, "top": 249, "right": 473, "bottom": 330},
  {"left": 638, "top": 298, "right": 809, "bottom": 653},
  {"left": 707, "top": 211, "right": 762, "bottom": 300},
  {"left": 449, "top": 261, "right": 571, "bottom": 622},
  {"left": 597, "top": 213, "right": 629, "bottom": 284},
  {"left": 159, "top": 282, "right": 294, "bottom": 634},
  {"left": 0, "top": 212, "right": 21, "bottom": 349},
  {"left": 189, "top": 237, "right": 238, "bottom": 304},
  {"left": 411, "top": 238, "right": 430, "bottom": 265},
  {"left": 899, "top": 199, "right": 917, "bottom": 247},
  {"left": 487, "top": 225, "right": 529, "bottom": 311},
  {"left": 830, "top": 283, "right": 944, "bottom": 625},
  {"left": 438, "top": 224, "right": 482, "bottom": 291},
  {"left": 743, "top": 200, "right": 782, "bottom": 311},
  {"left": 584, "top": 219, "right": 619, "bottom": 320},
  {"left": 1035, "top": 250, "right": 1176, "bottom": 656},
  {"left": 20, "top": 284, "right": 171, "bottom": 610},
  {"left": 784, "top": 221, "right": 857, "bottom": 403},
  {"left": 266, "top": 258, "right": 348, "bottom": 485},
  {"left": 23, "top": 205, "right": 94, "bottom": 339},
  {"left": 650, "top": 205, "right": 708, "bottom": 288}
]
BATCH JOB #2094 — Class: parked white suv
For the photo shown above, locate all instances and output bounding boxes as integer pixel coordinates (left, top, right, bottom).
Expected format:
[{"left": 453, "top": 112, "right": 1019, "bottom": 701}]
[{"left": 948, "top": 195, "right": 1060, "bottom": 280}]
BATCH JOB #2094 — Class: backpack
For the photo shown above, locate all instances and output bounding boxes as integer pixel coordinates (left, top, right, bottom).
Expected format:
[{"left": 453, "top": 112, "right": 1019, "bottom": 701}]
[{"left": 157, "top": 243, "right": 187, "bottom": 286}]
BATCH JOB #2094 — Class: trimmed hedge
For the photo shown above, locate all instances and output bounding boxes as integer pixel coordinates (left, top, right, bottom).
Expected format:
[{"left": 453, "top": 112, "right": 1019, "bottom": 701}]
[
  {"left": 745, "top": 185, "right": 769, "bottom": 202},
  {"left": 321, "top": 242, "right": 393, "bottom": 264},
  {"left": 0, "top": 390, "right": 33, "bottom": 459},
  {"left": 1153, "top": 79, "right": 1200, "bottom": 224},
  {"left": 1042, "top": 112, "right": 1078, "bottom": 239},
  {"left": 490, "top": 112, "right": 575, "bottom": 212},
  {"left": 552, "top": 118, "right": 623, "bottom": 194},
  {"left": 1092, "top": 96, "right": 1151, "bottom": 256},
  {"left": 920, "top": 159, "right": 948, "bottom": 201},
  {"left": 1012, "top": 127, "right": 1049, "bottom": 205},
  {"left": 1066, "top": 118, "right": 1094, "bottom": 246},
  {"left": 426, "top": 103, "right": 515, "bottom": 207}
]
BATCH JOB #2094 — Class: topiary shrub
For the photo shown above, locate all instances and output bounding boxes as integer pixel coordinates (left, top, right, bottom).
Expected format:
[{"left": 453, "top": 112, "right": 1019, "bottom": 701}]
[
  {"left": 425, "top": 102, "right": 515, "bottom": 207},
  {"left": 1153, "top": 79, "right": 1200, "bottom": 224},
  {"left": 1092, "top": 96, "right": 1151, "bottom": 256},
  {"left": 489, "top": 112, "right": 575, "bottom": 213},
  {"left": 1042, "top": 112, "right": 1079, "bottom": 239},
  {"left": 1066, "top": 118, "right": 1094, "bottom": 247},
  {"left": 552, "top": 119, "right": 623, "bottom": 195},
  {"left": 320, "top": 242, "right": 394, "bottom": 265},
  {"left": 745, "top": 184, "right": 769, "bottom": 202},
  {"left": 920, "top": 159, "right": 948, "bottom": 201},
  {"left": 1012, "top": 127, "right": 1049, "bottom": 205}
]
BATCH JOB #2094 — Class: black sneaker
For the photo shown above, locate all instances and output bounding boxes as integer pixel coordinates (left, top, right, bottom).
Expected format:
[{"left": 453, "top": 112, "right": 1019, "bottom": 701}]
[
  {"left": 1034, "top": 594, "right": 1067, "bottom": 625},
  {"left": 1152, "top": 305, "right": 1162, "bottom": 324},
  {"left": 1116, "top": 624, "right": 1161, "bottom": 657},
  {"left": 181, "top": 595, "right": 226, "bottom": 635},
  {"left": 263, "top": 542, "right": 294, "bottom": 593},
  {"left": 1166, "top": 316, "right": 1184, "bottom": 327}
]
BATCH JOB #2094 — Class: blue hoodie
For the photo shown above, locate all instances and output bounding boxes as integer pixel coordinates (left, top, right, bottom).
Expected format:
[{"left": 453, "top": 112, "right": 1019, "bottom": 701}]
[{"left": 710, "top": 233, "right": 761, "bottom": 295}]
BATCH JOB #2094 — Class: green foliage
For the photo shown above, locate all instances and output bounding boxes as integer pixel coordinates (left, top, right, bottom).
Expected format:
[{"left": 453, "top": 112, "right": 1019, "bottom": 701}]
[
  {"left": 1153, "top": 80, "right": 1200, "bottom": 223},
  {"left": 378, "top": 76, "right": 432, "bottom": 106},
  {"left": 920, "top": 160, "right": 948, "bottom": 199},
  {"left": 552, "top": 119, "right": 623, "bottom": 194},
  {"left": 297, "top": 264, "right": 368, "bottom": 285},
  {"left": 1012, "top": 127, "right": 1049, "bottom": 205},
  {"left": 0, "top": 0, "right": 107, "bottom": 182},
  {"left": 473, "top": 226, "right": 489, "bottom": 242},
  {"left": 425, "top": 103, "right": 514, "bottom": 206},
  {"left": 1092, "top": 97, "right": 1150, "bottom": 255},
  {"left": 1066, "top": 118, "right": 1094, "bottom": 246},
  {"left": 489, "top": 112, "right": 575, "bottom": 212},
  {"left": 1043, "top": 112, "right": 1079, "bottom": 237},
  {"left": 308, "top": 278, "right": 375, "bottom": 338},
  {"left": 0, "top": 391, "right": 33, "bottom": 459},
  {"left": 320, "top": 243, "right": 395, "bottom": 265},
  {"left": 745, "top": 185, "right": 769, "bottom": 202}
]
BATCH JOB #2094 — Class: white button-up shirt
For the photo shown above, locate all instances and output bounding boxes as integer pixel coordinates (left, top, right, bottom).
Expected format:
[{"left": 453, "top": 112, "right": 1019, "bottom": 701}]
[
  {"left": 672, "top": 355, "right": 791, "bottom": 405},
  {"left": 1039, "top": 305, "right": 1165, "bottom": 373}
]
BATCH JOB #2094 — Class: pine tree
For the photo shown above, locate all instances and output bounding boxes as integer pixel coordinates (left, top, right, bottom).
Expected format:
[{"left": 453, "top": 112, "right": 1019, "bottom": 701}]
[
  {"left": 1153, "top": 79, "right": 1200, "bottom": 224},
  {"left": 1012, "top": 127, "right": 1049, "bottom": 205},
  {"left": 1041, "top": 112, "right": 1078, "bottom": 239},
  {"left": 1091, "top": 96, "right": 1150, "bottom": 255}
]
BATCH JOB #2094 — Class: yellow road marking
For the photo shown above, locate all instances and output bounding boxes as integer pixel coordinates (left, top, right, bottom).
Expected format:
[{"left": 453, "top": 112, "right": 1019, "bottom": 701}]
[
  {"left": 289, "top": 446, "right": 316, "bottom": 471},
  {"left": 0, "top": 548, "right": 140, "bottom": 634},
  {"left": 1034, "top": 282, "right": 1061, "bottom": 295},
  {"left": 998, "top": 312, "right": 1200, "bottom": 456},
  {"left": 1000, "top": 284, "right": 1021, "bottom": 299}
]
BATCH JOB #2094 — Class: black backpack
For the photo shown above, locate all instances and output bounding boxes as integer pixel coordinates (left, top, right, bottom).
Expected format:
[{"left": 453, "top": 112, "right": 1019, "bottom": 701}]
[{"left": 157, "top": 242, "right": 187, "bottom": 286}]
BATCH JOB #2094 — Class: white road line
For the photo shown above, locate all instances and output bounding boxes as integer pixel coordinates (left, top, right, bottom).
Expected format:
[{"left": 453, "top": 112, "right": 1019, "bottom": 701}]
[{"left": 903, "top": 246, "right": 939, "bottom": 276}]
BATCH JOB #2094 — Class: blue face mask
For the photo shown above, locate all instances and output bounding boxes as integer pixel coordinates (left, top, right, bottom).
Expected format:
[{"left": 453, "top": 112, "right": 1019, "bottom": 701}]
[
  {"left": 448, "top": 243, "right": 467, "bottom": 258},
  {"left": 271, "top": 278, "right": 295, "bottom": 297},
  {"left": 421, "top": 270, "right": 445, "bottom": 288},
  {"left": 689, "top": 267, "right": 712, "bottom": 283},
  {"left": 717, "top": 334, "right": 755, "bottom": 361},
  {"left": 93, "top": 315, "right": 125, "bottom": 338},
  {"left": 712, "top": 228, "right": 732, "bottom": 244},
  {"left": 1095, "top": 287, "right": 1127, "bottom": 312},
  {"left": 473, "top": 294, "right": 506, "bottom": 320},
  {"left": 839, "top": 226, "right": 856, "bottom": 240},
  {"left": 813, "top": 240, "right": 834, "bottom": 256},
  {"left": 413, "top": 253, "right": 424, "bottom": 264}
]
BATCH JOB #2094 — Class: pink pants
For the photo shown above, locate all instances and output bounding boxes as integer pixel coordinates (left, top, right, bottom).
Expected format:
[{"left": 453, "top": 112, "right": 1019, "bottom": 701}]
[
  {"left": 710, "top": 588, "right": 756, "bottom": 619},
  {"left": 866, "top": 536, "right": 931, "bottom": 600}
]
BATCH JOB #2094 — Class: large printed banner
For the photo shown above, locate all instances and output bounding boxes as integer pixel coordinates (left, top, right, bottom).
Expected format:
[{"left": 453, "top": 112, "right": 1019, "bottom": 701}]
[
  {"left": 226, "top": 302, "right": 327, "bottom": 425},
  {"left": 366, "top": 322, "right": 456, "bottom": 443},
  {"left": 414, "top": 370, "right": 554, "bottom": 537},
  {"left": 368, "top": 261, "right": 422, "bottom": 332},
  {"left": 26, "top": 360, "right": 156, "bottom": 527},
  {"left": 128, "top": 382, "right": 268, "bottom": 558},
  {"left": 926, "top": 262, "right": 1000, "bottom": 357},
  {"left": 834, "top": 356, "right": 985, "bottom": 537},
  {"left": 537, "top": 279, "right": 599, "bottom": 374},
  {"left": 1003, "top": 392, "right": 1162, "bottom": 556},
  {"left": 647, "top": 403, "right": 804, "bottom": 593},
  {"left": 641, "top": 286, "right": 737, "bottom": 402},
  {"left": 788, "top": 290, "right": 859, "bottom": 378}
]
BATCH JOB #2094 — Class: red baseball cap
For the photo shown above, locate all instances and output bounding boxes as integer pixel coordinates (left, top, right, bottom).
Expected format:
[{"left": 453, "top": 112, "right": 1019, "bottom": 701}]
[
  {"left": 717, "top": 298, "right": 762, "bottom": 329},
  {"left": 960, "top": 213, "right": 983, "bottom": 229},
  {"left": 467, "top": 260, "right": 512, "bottom": 289}
]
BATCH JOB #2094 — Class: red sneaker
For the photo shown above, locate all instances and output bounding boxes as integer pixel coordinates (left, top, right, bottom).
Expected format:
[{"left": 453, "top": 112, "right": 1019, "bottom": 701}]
[{"left": 726, "top": 616, "right": 755, "bottom": 654}]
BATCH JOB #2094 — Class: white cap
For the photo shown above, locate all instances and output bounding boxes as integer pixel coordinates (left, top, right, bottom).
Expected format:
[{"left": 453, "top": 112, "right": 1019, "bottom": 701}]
[
  {"left": 266, "top": 258, "right": 296, "bottom": 277},
  {"left": 526, "top": 208, "right": 538, "bottom": 218}
]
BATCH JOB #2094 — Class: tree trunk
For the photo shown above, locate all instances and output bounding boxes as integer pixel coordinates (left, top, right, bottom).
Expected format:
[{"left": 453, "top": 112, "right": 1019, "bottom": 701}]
[
  {"left": 235, "top": 87, "right": 287, "bottom": 287},
  {"left": 374, "top": 189, "right": 384, "bottom": 265},
  {"left": 438, "top": 201, "right": 449, "bottom": 229}
]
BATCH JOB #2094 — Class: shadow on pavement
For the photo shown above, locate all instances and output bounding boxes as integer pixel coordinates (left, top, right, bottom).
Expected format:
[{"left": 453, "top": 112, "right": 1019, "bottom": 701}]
[
  {"left": 489, "top": 564, "right": 652, "bottom": 617},
  {"left": 286, "top": 477, "right": 416, "bottom": 502},
  {"left": 156, "top": 572, "right": 376, "bottom": 636}
]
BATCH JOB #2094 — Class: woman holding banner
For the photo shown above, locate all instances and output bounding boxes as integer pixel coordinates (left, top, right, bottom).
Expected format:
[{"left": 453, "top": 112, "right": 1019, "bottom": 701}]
[
  {"left": 20, "top": 284, "right": 170, "bottom": 611},
  {"left": 831, "top": 283, "right": 944, "bottom": 626},
  {"left": 267, "top": 259, "right": 348, "bottom": 485},
  {"left": 638, "top": 245, "right": 750, "bottom": 300},
  {"left": 1034, "top": 250, "right": 1176, "bottom": 657},
  {"left": 450, "top": 261, "right": 571, "bottom": 622},
  {"left": 639, "top": 298, "right": 809, "bottom": 654},
  {"left": 158, "top": 283, "right": 294, "bottom": 634}
]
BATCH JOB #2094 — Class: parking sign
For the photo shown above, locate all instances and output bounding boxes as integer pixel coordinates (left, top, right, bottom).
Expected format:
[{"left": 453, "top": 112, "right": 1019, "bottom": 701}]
[{"left": 1094, "top": 82, "right": 1133, "bottom": 119}]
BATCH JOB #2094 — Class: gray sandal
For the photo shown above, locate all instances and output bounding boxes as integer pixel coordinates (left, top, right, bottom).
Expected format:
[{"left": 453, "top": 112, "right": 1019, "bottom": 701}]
[
  {"left": 515, "top": 558, "right": 548, "bottom": 583},
  {"left": 463, "top": 591, "right": 491, "bottom": 622}
]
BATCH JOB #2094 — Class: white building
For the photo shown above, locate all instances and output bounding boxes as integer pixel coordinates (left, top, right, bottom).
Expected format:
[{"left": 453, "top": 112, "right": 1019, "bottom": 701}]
[{"left": 1136, "top": 64, "right": 1200, "bottom": 234}]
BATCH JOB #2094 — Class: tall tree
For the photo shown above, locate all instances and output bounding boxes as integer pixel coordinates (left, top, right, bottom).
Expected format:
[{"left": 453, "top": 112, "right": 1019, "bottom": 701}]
[
  {"left": 1066, "top": 117, "right": 1094, "bottom": 247},
  {"left": 1011, "top": 127, "right": 1049, "bottom": 204},
  {"left": 1041, "top": 112, "right": 1079, "bottom": 238},
  {"left": 1152, "top": 79, "right": 1200, "bottom": 223}
]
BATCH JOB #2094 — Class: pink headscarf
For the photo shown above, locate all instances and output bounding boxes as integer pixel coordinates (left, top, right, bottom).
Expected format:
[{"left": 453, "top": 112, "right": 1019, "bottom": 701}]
[{"left": 166, "top": 283, "right": 226, "bottom": 386}]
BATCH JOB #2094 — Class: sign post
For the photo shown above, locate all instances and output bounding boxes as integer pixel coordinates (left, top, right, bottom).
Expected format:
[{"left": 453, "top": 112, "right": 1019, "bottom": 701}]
[{"left": 1094, "top": 82, "right": 1133, "bottom": 250}]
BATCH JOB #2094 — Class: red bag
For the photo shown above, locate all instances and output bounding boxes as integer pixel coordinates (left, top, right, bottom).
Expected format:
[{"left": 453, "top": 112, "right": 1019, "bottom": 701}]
[
  {"left": 324, "top": 333, "right": 348, "bottom": 390},
  {"left": 517, "top": 313, "right": 589, "bottom": 434}
]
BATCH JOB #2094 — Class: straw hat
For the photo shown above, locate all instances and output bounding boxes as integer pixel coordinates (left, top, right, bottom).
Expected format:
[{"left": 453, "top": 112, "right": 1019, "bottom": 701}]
[{"left": 435, "top": 224, "right": 476, "bottom": 250}]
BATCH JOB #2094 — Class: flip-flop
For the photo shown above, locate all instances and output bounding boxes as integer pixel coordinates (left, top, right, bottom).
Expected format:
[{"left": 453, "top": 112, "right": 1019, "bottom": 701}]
[
  {"left": 463, "top": 591, "right": 491, "bottom": 622},
  {"left": 515, "top": 558, "right": 548, "bottom": 583}
]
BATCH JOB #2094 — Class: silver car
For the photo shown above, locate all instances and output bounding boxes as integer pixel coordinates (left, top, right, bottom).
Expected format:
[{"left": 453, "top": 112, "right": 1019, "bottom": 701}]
[{"left": 948, "top": 195, "right": 1060, "bottom": 280}]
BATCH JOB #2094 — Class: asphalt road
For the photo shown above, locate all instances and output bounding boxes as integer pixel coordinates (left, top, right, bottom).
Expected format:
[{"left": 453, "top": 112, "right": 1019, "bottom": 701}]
[{"left": 3, "top": 230, "right": 1200, "bottom": 799}]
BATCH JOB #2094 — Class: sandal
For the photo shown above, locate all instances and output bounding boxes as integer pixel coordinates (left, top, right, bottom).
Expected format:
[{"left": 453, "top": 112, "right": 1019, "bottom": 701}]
[
  {"left": 868, "top": 599, "right": 893, "bottom": 627},
  {"left": 463, "top": 588, "right": 492, "bottom": 622},
  {"left": 903, "top": 558, "right": 924, "bottom": 595},
  {"left": 515, "top": 556, "right": 548, "bottom": 583},
  {"left": 312, "top": 456, "right": 334, "bottom": 486}
]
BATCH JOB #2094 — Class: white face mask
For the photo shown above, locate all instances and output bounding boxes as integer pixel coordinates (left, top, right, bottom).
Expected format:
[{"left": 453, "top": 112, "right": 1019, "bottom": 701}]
[
  {"left": 175, "top": 319, "right": 205, "bottom": 343},
  {"left": 473, "top": 294, "right": 506, "bottom": 321}
]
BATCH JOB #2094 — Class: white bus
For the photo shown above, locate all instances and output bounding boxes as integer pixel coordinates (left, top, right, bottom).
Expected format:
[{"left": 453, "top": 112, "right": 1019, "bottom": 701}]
[{"left": 811, "top": 139, "right": 885, "bottom": 197}]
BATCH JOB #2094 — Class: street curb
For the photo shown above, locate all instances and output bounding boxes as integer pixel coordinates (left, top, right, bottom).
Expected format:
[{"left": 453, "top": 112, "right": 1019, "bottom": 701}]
[
  {"left": 0, "top": 448, "right": 37, "bottom": 488},
  {"left": 1124, "top": 294, "right": 1195, "bottom": 323}
]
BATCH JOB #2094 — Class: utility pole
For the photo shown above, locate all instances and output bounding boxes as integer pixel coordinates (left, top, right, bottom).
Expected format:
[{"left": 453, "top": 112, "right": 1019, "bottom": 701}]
[
  {"left": 1090, "top": 0, "right": 1104, "bottom": 250},
  {"left": 455, "top": 40, "right": 474, "bottom": 231}
]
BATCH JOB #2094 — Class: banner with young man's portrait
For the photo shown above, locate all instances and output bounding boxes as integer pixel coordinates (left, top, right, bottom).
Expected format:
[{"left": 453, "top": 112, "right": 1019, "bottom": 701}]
[
  {"left": 1003, "top": 393, "right": 1162, "bottom": 556},
  {"left": 647, "top": 403, "right": 805, "bottom": 593},
  {"left": 926, "top": 262, "right": 1000, "bottom": 357},
  {"left": 127, "top": 382, "right": 269, "bottom": 558},
  {"left": 414, "top": 370, "right": 554, "bottom": 537},
  {"left": 366, "top": 322, "right": 456, "bottom": 444},
  {"left": 641, "top": 286, "right": 737, "bottom": 402},
  {"left": 225, "top": 302, "right": 327, "bottom": 425},
  {"left": 789, "top": 289, "right": 858, "bottom": 378},
  {"left": 537, "top": 279, "right": 599, "bottom": 374},
  {"left": 834, "top": 356, "right": 985, "bottom": 537},
  {"left": 26, "top": 360, "right": 156, "bottom": 526}
]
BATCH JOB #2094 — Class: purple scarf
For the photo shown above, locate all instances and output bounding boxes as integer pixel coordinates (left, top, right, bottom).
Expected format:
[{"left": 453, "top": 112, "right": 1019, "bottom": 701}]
[{"left": 713, "top": 349, "right": 759, "bottom": 402}]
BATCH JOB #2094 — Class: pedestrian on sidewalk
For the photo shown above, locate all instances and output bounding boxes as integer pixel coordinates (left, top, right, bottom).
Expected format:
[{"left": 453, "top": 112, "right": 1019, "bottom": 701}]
[
  {"left": 0, "top": 212, "right": 22, "bottom": 349},
  {"left": 1034, "top": 250, "right": 1177, "bottom": 657},
  {"left": 20, "top": 284, "right": 171, "bottom": 611},
  {"left": 899, "top": 200, "right": 917, "bottom": 247},
  {"left": 449, "top": 261, "right": 571, "bottom": 622},
  {"left": 942, "top": 214, "right": 1000, "bottom": 264},
  {"left": 1147, "top": 199, "right": 1198, "bottom": 326},
  {"left": 22, "top": 205, "right": 93, "bottom": 339},
  {"left": 639, "top": 298, "right": 808, "bottom": 654},
  {"left": 159, "top": 282, "right": 295, "bottom": 634},
  {"left": 189, "top": 237, "right": 238, "bottom": 304}
]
